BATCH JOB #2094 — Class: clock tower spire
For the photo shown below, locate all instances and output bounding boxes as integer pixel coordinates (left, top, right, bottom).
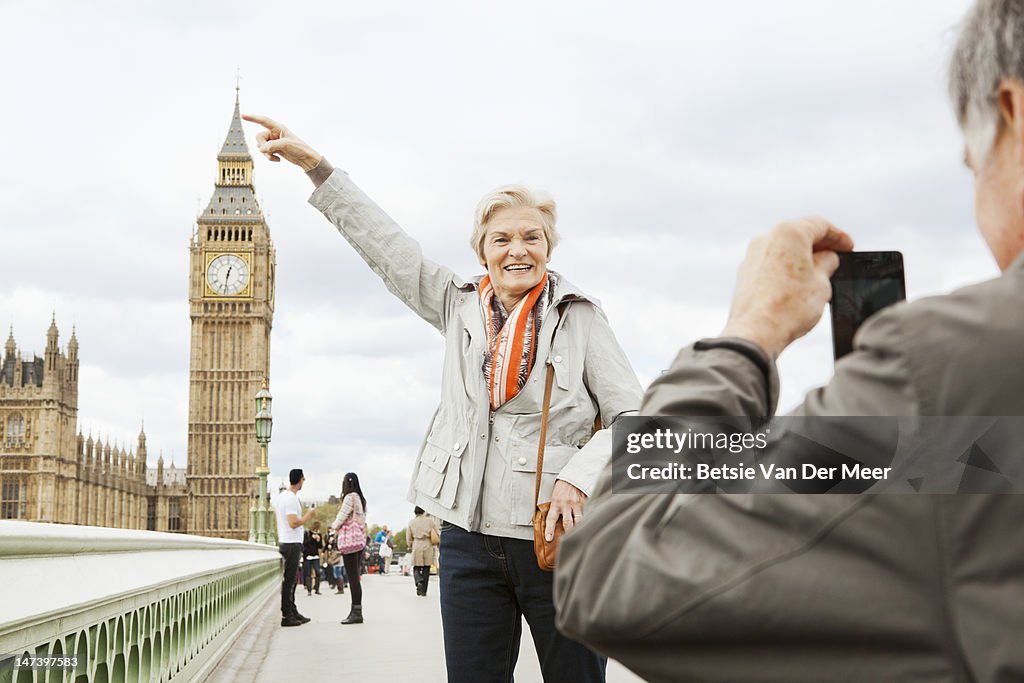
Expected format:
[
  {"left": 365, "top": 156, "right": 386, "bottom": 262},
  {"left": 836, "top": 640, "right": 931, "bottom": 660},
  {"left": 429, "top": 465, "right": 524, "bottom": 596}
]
[{"left": 186, "top": 88, "right": 276, "bottom": 540}]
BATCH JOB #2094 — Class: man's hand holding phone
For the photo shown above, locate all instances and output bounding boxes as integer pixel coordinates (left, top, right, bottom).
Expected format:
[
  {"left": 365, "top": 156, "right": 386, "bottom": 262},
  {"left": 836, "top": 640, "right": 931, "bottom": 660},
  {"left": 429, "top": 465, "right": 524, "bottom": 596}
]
[{"left": 722, "top": 217, "right": 854, "bottom": 357}]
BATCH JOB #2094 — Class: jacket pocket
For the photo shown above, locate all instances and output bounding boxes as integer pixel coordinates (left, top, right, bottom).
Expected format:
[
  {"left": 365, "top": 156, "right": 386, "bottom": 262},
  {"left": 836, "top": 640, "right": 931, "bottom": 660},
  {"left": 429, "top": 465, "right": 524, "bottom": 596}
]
[
  {"left": 511, "top": 443, "right": 579, "bottom": 526},
  {"left": 415, "top": 434, "right": 469, "bottom": 508},
  {"left": 550, "top": 345, "right": 573, "bottom": 391}
]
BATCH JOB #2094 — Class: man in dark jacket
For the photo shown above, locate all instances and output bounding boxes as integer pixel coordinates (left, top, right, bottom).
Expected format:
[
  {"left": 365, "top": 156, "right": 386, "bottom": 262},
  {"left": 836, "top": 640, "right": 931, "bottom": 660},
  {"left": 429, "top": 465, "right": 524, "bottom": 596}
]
[
  {"left": 302, "top": 521, "right": 324, "bottom": 596},
  {"left": 555, "top": 1, "right": 1024, "bottom": 681}
]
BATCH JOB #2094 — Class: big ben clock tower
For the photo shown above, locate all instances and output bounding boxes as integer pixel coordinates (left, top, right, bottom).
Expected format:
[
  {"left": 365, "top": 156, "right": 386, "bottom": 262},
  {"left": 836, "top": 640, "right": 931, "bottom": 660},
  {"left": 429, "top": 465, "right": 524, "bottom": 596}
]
[{"left": 186, "top": 88, "right": 275, "bottom": 540}]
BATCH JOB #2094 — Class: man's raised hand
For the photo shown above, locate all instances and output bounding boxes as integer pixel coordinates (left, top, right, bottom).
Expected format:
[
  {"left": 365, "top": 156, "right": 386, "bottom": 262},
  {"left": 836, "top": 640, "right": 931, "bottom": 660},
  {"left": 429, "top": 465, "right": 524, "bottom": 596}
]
[
  {"left": 722, "top": 217, "right": 854, "bottom": 358},
  {"left": 241, "top": 114, "right": 323, "bottom": 172}
]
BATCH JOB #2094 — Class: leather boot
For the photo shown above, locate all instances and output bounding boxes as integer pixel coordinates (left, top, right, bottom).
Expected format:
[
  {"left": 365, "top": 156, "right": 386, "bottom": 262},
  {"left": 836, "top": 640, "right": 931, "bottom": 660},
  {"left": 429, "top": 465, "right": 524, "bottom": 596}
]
[
  {"left": 336, "top": 581, "right": 345, "bottom": 594},
  {"left": 340, "top": 605, "right": 363, "bottom": 625}
]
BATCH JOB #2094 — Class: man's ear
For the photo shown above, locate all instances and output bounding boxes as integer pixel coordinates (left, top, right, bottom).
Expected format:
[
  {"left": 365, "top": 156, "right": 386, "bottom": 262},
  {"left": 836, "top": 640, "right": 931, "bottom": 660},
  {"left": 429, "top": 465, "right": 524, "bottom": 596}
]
[{"left": 997, "top": 78, "right": 1024, "bottom": 164}]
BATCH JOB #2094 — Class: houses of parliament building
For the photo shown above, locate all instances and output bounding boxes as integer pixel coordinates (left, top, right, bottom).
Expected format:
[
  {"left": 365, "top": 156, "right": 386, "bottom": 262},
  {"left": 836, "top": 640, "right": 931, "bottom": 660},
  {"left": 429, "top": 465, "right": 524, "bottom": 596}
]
[{"left": 0, "top": 90, "right": 275, "bottom": 541}]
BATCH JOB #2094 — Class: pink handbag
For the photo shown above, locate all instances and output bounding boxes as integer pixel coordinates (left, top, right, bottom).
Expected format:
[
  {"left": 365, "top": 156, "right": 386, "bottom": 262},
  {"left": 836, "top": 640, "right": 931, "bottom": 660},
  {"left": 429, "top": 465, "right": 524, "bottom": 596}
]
[{"left": 336, "top": 495, "right": 366, "bottom": 555}]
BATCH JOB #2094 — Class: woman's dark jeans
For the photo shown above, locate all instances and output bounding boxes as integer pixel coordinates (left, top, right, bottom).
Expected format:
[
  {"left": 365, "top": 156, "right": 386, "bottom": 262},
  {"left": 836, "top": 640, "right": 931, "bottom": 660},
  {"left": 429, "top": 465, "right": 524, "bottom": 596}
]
[
  {"left": 342, "top": 551, "right": 362, "bottom": 606},
  {"left": 439, "top": 524, "right": 606, "bottom": 683}
]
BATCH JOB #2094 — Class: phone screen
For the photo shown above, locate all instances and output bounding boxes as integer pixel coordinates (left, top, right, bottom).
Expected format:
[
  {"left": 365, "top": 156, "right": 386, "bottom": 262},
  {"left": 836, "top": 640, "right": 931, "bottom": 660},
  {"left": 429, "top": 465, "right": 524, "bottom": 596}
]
[{"left": 829, "top": 251, "right": 906, "bottom": 360}]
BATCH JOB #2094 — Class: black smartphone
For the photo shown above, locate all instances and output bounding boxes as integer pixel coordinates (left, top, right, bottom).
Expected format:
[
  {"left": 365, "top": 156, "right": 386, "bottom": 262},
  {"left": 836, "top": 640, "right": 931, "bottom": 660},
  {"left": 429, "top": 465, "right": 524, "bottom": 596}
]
[{"left": 829, "top": 251, "right": 906, "bottom": 360}]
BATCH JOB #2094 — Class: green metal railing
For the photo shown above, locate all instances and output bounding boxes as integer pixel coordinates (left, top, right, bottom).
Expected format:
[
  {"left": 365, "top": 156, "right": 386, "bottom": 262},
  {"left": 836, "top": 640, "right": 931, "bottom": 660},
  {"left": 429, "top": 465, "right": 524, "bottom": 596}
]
[{"left": 0, "top": 521, "right": 280, "bottom": 682}]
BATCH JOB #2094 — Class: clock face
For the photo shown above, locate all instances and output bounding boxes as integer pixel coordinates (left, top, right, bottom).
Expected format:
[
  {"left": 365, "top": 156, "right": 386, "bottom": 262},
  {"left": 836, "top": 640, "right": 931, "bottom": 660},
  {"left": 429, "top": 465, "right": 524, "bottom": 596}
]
[{"left": 207, "top": 254, "right": 250, "bottom": 296}]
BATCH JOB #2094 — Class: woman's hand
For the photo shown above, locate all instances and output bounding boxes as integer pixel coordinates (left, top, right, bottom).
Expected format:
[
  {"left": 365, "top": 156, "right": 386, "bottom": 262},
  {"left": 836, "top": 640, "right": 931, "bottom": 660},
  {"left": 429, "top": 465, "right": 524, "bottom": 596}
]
[
  {"left": 545, "top": 480, "right": 587, "bottom": 542},
  {"left": 241, "top": 114, "right": 323, "bottom": 171}
]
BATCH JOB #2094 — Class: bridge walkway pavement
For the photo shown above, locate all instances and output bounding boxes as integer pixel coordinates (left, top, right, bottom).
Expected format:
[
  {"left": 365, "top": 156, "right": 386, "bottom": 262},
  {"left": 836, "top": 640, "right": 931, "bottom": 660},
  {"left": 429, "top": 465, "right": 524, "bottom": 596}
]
[{"left": 209, "top": 571, "right": 644, "bottom": 682}]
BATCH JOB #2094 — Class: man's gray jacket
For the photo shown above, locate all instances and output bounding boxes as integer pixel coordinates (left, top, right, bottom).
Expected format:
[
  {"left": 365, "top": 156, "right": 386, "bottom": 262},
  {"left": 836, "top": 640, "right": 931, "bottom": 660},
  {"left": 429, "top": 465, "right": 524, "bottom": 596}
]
[{"left": 554, "top": 253, "right": 1024, "bottom": 682}]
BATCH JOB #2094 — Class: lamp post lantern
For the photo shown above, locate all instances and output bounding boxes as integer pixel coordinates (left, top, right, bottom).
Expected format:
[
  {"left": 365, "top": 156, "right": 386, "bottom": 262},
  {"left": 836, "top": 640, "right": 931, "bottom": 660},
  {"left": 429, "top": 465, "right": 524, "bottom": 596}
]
[{"left": 251, "top": 379, "right": 274, "bottom": 544}]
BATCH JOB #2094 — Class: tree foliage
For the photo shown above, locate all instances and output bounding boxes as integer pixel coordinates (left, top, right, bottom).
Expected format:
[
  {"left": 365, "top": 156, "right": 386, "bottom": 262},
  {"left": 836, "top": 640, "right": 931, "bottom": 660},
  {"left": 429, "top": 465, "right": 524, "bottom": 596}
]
[
  {"left": 393, "top": 529, "right": 408, "bottom": 553},
  {"left": 306, "top": 503, "right": 339, "bottom": 531}
]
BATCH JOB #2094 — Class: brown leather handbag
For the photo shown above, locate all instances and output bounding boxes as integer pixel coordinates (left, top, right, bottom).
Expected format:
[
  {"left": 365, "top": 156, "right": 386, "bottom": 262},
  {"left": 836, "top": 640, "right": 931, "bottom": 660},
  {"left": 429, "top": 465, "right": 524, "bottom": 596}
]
[{"left": 532, "top": 364, "right": 561, "bottom": 571}]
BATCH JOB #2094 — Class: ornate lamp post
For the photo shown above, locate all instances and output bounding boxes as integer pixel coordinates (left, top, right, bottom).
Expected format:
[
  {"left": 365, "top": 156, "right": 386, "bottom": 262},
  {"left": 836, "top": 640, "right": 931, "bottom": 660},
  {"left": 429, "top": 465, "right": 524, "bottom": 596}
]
[{"left": 251, "top": 379, "right": 274, "bottom": 544}]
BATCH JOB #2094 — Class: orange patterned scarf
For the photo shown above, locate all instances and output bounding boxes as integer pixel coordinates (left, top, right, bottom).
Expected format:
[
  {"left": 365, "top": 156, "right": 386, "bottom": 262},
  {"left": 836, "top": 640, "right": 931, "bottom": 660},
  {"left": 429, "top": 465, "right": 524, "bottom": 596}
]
[{"left": 480, "top": 272, "right": 553, "bottom": 409}]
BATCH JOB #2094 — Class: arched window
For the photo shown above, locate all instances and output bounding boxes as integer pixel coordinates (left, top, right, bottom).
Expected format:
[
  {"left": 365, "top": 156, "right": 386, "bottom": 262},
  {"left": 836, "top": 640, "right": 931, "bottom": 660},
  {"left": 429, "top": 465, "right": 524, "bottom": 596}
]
[
  {"left": 1, "top": 478, "right": 25, "bottom": 519},
  {"left": 169, "top": 498, "right": 181, "bottom": 532},
  {"left": 7, "top": 414, "right": 24, "bottom": 442}
]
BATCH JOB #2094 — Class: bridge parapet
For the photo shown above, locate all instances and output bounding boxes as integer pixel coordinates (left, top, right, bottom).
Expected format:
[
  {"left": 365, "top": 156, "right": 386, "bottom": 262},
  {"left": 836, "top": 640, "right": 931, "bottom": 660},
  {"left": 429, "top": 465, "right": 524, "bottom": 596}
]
[{"left": 0, "top": 521, "right": 280, "bottom": 682}]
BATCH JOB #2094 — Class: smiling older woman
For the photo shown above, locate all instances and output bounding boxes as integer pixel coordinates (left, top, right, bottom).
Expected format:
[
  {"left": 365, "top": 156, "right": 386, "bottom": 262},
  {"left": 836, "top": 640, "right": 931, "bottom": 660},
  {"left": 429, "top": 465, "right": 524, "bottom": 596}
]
[{"left": 243, "top": 114, "right": 641, "bottom": 683}]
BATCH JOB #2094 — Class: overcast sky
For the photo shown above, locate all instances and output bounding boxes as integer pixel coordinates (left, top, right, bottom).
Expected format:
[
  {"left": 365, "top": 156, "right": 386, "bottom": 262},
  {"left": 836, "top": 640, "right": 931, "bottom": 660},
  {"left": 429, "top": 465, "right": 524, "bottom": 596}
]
[{"left": 0, "top": 0, "right": 991, "bottom": 529}]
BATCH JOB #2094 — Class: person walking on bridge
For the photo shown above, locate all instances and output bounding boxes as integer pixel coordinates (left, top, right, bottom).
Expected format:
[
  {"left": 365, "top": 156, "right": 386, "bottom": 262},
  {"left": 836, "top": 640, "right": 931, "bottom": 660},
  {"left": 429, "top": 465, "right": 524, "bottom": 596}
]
[
  {"left": 331, "top": 472, "right": 368, "bottom": 625},
  {"left": 408, "top": 506, "right": 439, "bottom": 597},
  {"left": 275, "top": 468, "right": 315, "bottom": 628}
]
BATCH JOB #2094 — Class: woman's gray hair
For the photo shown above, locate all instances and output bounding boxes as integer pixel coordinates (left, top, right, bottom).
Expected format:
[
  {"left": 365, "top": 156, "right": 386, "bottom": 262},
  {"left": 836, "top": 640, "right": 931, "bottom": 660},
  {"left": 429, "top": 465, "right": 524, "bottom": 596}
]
[
  {"left": 950, "top": 0, "right": 1024, "bottom": 165},
  {"left": 470, "top": 185, "right": 560, "bottom": 262}
]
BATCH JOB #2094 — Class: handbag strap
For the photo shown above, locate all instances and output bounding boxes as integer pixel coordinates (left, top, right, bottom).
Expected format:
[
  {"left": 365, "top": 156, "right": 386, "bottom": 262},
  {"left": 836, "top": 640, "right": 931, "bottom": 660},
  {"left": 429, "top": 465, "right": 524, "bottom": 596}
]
[
  {"left": 531, "top": 367, "right": 602, "bottom": 510},
  {"left": 534, "top": 363, "right": 556, "bottom": 508},
  {"left": 532, "top": 301, "right": 604, "bottom": 508}
]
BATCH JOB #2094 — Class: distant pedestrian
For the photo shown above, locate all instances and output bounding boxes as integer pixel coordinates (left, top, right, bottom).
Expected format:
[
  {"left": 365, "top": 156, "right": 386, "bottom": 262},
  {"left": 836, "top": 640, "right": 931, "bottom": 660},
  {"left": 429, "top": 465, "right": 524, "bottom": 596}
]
[
  {"left": 374, "top": 525, "right": 391, "bottom": 575},
  {"left": 275, "top": 468, "right": 315, "bottom": 627},
  {"left": 322, "top": 529, "right": 336, "bottom": 589},
  {"left": 303, "top": 521, "right": 324, "bottom": 595},
  {"left": 380, "top": 529, "right": 394, "bottom": 575},
  {"left": 330, "top": 472, "right": 367, "bottom": 624},
  {"left": 408, "top": 507, "right": 440, "bottom": 596},
  {"left": 327, "top": 545, "right": 345, "bottom": 594}
]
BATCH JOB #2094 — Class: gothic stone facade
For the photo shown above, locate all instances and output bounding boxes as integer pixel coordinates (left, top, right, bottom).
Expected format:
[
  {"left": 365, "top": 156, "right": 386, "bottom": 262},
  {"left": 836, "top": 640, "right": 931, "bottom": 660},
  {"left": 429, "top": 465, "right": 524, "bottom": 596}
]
[{"left": 0, "top": 323, "right": 185, "bottom": 531}]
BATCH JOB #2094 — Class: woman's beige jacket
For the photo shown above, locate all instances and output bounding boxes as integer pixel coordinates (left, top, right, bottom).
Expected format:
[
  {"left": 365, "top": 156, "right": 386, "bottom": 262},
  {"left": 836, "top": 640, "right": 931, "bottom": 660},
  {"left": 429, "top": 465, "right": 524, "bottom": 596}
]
[{"left": 311, "top": 171, "right": 642, "bottom": 540}]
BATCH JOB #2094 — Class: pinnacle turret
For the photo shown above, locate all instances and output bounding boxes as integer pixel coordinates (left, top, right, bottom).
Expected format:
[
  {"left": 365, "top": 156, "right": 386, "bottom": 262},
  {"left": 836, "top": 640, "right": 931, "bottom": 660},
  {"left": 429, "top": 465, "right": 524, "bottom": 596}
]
[
  {"left": 218, "top": 88, "right": 250, "bottom": 161},
  {"left": 46, "top": 313, "right": 58, "bottom": 348},
  {"left": 201, "top": 88, "right": 260, "bottom": 222},
  {"left": 137, "top": 423, "right": 148, "bottom": 474},
  {"left": 5, "top": 326, "right": 15, "bottom": 358}
]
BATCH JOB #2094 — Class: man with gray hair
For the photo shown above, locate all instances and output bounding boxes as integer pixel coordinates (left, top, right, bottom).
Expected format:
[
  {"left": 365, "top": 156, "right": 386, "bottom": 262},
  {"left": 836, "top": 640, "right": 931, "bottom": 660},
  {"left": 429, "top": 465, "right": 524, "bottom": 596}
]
[{"left": 555, "top": 1, "right": 1024, "bottom": 680}]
